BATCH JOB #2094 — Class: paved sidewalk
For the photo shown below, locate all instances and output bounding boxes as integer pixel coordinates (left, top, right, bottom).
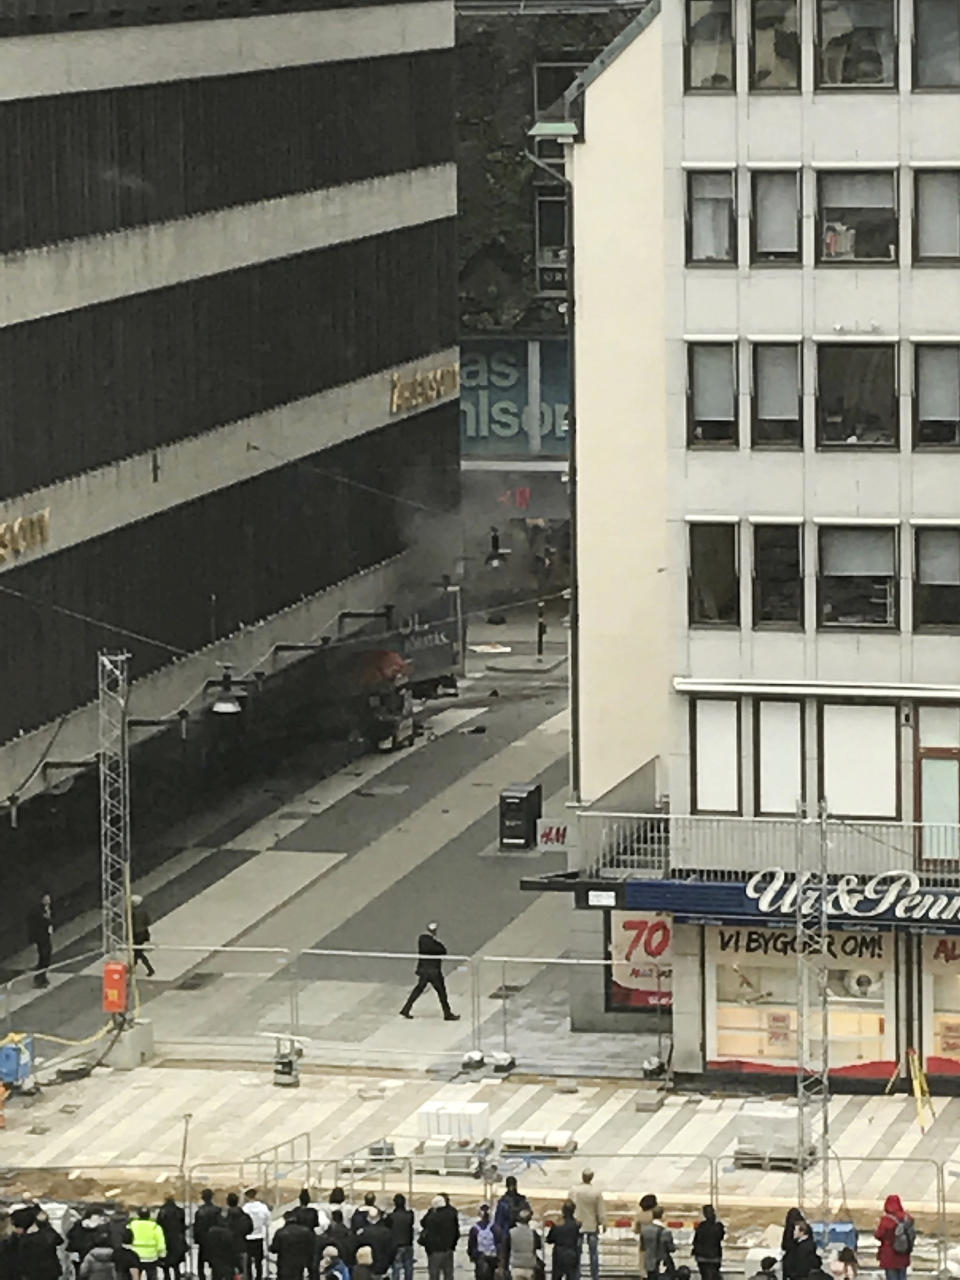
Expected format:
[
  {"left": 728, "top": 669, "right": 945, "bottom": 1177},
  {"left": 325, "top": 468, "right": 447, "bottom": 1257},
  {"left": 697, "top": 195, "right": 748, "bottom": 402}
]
[{"left": 4, "top": 1063, "right": 958, "bottom": 1219}]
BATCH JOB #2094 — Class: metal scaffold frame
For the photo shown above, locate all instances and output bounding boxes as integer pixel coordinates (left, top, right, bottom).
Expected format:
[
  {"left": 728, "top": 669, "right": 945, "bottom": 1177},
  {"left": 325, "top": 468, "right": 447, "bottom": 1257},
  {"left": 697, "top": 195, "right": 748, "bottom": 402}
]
[
  {"left": 99, "top": 652, "right": 131, "bottom": 960},
  {"left": 796, "top": 799, "right": 831, "bottom": 1218}
]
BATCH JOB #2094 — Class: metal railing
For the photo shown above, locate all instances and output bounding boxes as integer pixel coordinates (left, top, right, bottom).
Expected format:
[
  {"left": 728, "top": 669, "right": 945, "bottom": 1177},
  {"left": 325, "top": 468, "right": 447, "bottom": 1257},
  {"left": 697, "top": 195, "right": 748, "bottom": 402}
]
[
  {"left": 580, "top": 811, "right": 960, "bottom": 880},
  {"left": 13, "top": 1150, "right": 955, "bottom": 1272}
]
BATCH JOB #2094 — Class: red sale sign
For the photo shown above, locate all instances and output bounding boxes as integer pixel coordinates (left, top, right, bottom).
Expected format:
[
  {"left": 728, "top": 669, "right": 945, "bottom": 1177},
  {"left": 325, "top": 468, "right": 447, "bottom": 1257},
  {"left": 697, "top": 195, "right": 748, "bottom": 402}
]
[{"left": 609, "top": 911, "right": 673, "bottom": 1009}]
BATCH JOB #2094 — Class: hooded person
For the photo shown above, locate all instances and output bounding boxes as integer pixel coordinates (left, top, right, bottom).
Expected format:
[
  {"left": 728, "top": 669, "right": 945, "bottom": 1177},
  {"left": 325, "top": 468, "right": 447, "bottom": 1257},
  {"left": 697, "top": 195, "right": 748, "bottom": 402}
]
[
  {"left": 80, "top": 1232, "right": 119, "bottom": 1280},
  {"left": 875, "top": 1196, "right": 915, "bottom": 1280}
]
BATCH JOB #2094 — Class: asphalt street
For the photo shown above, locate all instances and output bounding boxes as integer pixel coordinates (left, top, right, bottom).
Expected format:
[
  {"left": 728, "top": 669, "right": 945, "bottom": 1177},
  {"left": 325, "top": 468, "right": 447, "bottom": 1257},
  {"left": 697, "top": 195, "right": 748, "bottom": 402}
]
[{"left": 2, "top": 612, "right": 600, "bottom": 1072}]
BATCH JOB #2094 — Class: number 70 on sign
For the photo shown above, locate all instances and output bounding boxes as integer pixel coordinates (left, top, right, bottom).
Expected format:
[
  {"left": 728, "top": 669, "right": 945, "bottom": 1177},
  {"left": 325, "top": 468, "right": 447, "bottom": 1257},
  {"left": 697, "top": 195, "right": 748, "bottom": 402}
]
[{"left": 620, "top": 916, "right": 672, "bottom": 961}]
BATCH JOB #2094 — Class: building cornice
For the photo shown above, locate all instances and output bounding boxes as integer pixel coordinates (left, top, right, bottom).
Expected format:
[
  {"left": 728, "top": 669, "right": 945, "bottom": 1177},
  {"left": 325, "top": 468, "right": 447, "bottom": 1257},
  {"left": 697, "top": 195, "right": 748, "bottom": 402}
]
[{"left": 674, "top": 677, "right": 960, "bottom": 701}]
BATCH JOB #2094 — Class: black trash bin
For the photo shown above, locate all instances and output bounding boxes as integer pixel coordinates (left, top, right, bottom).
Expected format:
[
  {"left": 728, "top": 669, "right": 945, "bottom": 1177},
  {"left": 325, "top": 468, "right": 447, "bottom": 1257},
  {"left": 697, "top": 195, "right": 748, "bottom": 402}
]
[{"left": 498, "top": 783, "right": 542, "bottom": 850}]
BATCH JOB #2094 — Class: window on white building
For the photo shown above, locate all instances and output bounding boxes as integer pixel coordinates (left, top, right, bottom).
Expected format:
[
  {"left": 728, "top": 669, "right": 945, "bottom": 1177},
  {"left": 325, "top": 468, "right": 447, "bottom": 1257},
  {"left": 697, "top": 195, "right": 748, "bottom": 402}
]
[
  {"left": 816, "top": 344, "right": 898, "bottom": 448},
  {"left": 752, "top": 343, "right": 802, "bottom": 445},
  {"left": 915, "top": 527, "right": 960, "bottom": 629},
  {"left": 753, "top": 524, "right": 804, "bottom": 627},
  {"left": 818, "top": 525, "right": 899, "bottom": 628},
  {"left": 535, "top": 191, "right": 567, "bottom": 296},
  {"left": 692, "top": 698, "right": 740, "bottom": 812},
  {"left": 687, "top": 171, "right": 737, "bottom": 264},
  {"left": 755, "top": 700, "right": 804, "bottom": 814},
  {"left": 533, "top": 64, "right": 587, "bottom": 166},
  {"left": 689, "top": 522, "right": 740, "bottom": 626},
  {"left": 688, "top": 343, "right": 738, "bottom": 444},
  {"left": 816, "top": 0, "right": 896, "bottom": 86},
  {"left": 817, "top": 171, "right": 898, "bottom": 263},
  {"left": 915, "top": 345, "right": 960, "bottom": 447},
  {"left": 821, "top": 703, "right": 898, "bottom": 818},
  {"left": 686, "top": 0, "right": 736, "bottom": 90},
  {"left": 915, "top": 171, "right": 960, "bottom": 261},
  {"left": 750, "top": 0, "right": 801, "bottom": 88},
  {"left": 751, "top": 171, "right": 801, "bottom": 263},
  {"left": 914, "top": 0, "right": 960, "bottom": 87},
  {"left": 917, "top": 707, "right": 960, "bottom": 861}
]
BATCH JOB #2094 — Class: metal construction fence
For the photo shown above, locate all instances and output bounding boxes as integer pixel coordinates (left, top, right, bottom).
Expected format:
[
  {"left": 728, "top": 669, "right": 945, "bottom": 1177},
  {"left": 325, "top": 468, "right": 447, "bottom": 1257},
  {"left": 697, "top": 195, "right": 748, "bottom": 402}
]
[
  {"left": 7, "top": 1149, "right": 958, "bottom": 1272},
  {"left": 2, "top": 944, "right": 668, "bottom": 1075}
]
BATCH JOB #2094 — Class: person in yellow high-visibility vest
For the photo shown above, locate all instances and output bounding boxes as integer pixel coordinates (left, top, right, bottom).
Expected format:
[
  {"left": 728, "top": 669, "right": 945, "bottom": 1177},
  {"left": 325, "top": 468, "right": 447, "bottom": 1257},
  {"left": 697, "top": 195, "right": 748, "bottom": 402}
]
[{"left": 130, "top": 1208, "right": 167, "bottom": 1280}]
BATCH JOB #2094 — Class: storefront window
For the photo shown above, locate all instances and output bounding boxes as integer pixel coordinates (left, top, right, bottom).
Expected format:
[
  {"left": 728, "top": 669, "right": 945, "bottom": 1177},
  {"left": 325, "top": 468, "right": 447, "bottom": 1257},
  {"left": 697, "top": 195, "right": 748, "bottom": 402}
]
[
  {"left": 924, "top": 935, "right": 960, "bottom": 1072},
  {"left": 711, "top": 927, "right": 891, "bottom": 1070}
]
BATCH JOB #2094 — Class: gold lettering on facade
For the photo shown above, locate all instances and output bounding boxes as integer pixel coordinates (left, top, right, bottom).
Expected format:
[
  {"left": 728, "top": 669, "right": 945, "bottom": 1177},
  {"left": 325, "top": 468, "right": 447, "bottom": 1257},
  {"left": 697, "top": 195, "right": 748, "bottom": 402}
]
[
  {"left": 0, "top": 507, "right": 52, "bottom": 565},
  {"left": 390, "top": 362, "right": 460, "bottom": 414}
]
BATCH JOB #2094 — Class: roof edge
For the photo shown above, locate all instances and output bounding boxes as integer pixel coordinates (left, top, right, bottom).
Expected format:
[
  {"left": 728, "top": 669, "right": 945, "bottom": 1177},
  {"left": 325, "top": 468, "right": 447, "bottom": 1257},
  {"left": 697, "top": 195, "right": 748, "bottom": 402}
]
[{"left": 564, "top": 0, "right": 660, "bottom": 105}]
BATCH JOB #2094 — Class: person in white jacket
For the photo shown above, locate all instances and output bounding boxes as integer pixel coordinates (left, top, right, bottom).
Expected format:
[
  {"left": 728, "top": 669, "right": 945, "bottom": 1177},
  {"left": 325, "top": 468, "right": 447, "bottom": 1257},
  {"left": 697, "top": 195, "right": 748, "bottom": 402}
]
[{"left": 243, "top": 1190, "right": 273, "bottom": 1280}]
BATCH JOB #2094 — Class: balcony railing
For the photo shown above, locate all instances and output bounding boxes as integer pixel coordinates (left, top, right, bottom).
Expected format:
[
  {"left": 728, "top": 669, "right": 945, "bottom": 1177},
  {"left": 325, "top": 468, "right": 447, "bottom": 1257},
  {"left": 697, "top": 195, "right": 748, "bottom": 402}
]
[{"left": 581, "top": 811, "right": 960, "bottom": 882}]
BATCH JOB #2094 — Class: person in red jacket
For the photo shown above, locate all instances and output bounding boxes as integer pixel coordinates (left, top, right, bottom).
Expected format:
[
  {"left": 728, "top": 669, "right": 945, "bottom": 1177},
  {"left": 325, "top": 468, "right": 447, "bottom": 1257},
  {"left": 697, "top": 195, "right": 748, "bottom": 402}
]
[{"left": 875, "top": 1195, "right": 915, "bottom": 1280}]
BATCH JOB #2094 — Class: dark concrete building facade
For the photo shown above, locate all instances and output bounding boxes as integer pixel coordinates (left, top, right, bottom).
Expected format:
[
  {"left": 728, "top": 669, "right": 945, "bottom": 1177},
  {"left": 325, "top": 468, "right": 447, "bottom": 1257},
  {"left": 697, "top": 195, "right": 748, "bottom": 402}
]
[{"left": 0, "top": 0, "right": 459, "bottom": 952}]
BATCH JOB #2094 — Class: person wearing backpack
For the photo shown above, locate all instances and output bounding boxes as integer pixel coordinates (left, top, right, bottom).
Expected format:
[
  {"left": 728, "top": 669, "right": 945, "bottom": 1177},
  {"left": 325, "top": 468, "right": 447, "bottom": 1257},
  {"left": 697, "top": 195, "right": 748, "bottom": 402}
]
[
  {"left": 80, "top": 1232, "right": 119, "bottom": 1280},
  {"left": 875, "top": 1195, "right": 915, "bottom": 1280}
]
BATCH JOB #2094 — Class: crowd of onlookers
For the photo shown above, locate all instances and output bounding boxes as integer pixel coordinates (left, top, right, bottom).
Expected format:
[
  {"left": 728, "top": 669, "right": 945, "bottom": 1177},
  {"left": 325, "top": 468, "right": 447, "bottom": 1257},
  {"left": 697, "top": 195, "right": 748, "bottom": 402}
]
[{"left": 0, "top": 1173, "right": 917, "bottom": 1280}]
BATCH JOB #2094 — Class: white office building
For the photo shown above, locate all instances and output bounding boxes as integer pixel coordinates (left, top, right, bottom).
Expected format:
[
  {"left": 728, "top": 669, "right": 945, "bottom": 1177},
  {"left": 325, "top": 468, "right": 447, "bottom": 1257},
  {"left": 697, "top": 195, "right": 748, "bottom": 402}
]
[{"left": 538, "top": 0, "right": 960, "bottom": 1087}]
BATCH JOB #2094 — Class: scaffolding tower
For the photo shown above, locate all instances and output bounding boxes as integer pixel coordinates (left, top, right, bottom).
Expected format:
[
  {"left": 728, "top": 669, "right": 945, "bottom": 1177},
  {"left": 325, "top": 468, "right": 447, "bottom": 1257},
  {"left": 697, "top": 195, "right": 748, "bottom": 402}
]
[
  {"left": 796, "top": 800, "right": 831, "bottom": 1218},
  {"left": 99, "top": 652, "right": 131, "bottom": 959}
]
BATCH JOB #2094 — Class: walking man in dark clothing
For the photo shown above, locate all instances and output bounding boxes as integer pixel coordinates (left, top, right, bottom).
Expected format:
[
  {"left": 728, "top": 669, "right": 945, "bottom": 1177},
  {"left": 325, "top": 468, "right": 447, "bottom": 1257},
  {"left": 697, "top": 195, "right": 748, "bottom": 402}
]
[
  {"left": 399, "top": 923, "right": 459, "bottom": 1021},
  {"left": 28, "top": 894, "right": 53, "bottom": 988},
  {"left": 130, "top": 896, "right": 156, "bottom": 977}
]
